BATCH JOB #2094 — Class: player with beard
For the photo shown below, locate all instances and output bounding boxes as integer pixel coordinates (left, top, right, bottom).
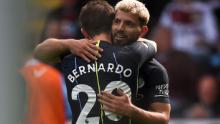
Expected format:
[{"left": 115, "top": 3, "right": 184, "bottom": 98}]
[
  {"left": 97, "top": 1, "right": 170, "bottom": 124},
  {"left": 36, "top": 1, "right": 156, "bottom": 124},
  {"left": 34, "top": 0, "right": 170, "bottom": 124}
]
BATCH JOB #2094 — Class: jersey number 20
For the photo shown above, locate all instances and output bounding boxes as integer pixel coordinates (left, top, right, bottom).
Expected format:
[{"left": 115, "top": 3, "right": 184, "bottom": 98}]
[{"left": 72, "top": 81, "right": 131, "bottom": 124}]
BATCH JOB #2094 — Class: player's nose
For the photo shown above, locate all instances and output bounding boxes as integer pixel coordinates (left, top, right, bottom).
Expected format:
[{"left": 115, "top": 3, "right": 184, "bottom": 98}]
[{"left": 117, "top": 22, "right": 125, "bottom": 31}]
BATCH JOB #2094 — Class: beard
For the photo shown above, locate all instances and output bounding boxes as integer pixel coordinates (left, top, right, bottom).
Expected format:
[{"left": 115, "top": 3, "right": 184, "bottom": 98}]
[{"left": 112, "top": 31, "right": 138, "bottom": 46}]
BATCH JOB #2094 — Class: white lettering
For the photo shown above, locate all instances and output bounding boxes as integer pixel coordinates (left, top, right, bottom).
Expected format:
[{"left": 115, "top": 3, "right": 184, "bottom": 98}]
[
  {"left": 68, "top": 63, "right": 133, "bottom": 80},
  {"left": 72, "top": 69, "right": 79, "bottom": 78},
  {"left": 98, "top": 63, "right": 106, "bottom": 72},
  {"left": 155, "top": 84, "right": 169, "bottom": 97},
  {"left": 107, "top": 63, "right": 114, "bottom": 72},
  {"left": 68, "top": 74, "right": 75, "bottom": 83},
  {"left": 79, "top": 66, "right": 86, "bottom": 75},
  {"left": 123, "top": 69, "right": 132, "bottom": 77},
  {"left": 115, "top": 64, "right": 123, "bottom": 74},
  {"left": 87, "top": 64, "right": 95, "bottom": 73}
]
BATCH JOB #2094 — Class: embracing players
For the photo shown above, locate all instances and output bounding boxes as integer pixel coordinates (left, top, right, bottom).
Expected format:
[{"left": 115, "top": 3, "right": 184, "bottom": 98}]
[{"left": 35, "top": 0, "right": 170, "bottom": 124}]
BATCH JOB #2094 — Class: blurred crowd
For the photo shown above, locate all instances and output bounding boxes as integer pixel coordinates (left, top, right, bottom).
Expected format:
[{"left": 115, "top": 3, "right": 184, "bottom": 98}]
[
  {"left": 24, "top": 0, "right": 220, "bottom": 122},
  {"left": 151, "top": 0, "right": 220, "bottom": 118}
]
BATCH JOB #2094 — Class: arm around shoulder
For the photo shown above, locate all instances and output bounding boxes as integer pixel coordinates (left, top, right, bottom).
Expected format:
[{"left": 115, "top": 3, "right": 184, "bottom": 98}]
[
  {"left": 34, "top": 38, "right": 71, "bottom": 64},
  {"left": 138, "top": 37, "right": 157, "bottom": 53},
  {"left": 34, "top": 38, "right": 103, "bottom": 63}
]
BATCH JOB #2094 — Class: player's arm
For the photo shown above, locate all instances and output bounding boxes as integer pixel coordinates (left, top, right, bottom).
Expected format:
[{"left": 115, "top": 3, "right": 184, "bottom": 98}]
[
  {"left": 138, "top": 38, "right": 157, "bottom": 53},
  {"left": 129, "top": 102, "right": 170, "bottom": 124},
  {"left": 34, "top": 38, "right": 103, "bottom": 63},
  {"left": 138, "top": 38, "right": 157, "bottom": 59},
  {"left": 98, "top": 90, "right": 170, "bottom": 124},
  {"left": 131, "top": 59, "right": 170, "bottom": 124},
  {"left": 98, "top": 59, "right": 170, "bottom": 124}
]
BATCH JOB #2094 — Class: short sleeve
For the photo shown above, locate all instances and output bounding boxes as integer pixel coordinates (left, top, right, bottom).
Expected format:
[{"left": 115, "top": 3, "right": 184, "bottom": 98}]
[{"left": 138, "top": 59, "right": 170, "bottom": 106}]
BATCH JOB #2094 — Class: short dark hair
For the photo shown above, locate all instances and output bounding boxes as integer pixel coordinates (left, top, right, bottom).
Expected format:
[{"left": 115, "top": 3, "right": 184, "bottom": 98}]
[{"left": 79, "top": 0, "right": 115, "bottom": 37}]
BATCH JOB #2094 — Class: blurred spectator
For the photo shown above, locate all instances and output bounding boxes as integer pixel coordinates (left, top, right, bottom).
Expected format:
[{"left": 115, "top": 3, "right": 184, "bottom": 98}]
[
  {"left": 20, "top": 58, "right": 71, "bottom": 124},
  {"left": 41, "top": 0, "right": 84, "bottom": 40},
  {"left": 211, "top": 1, "right": 220, "bottom": 33},
  {"left": 152, "top": 26, "right": 199, "bottom": 118},
  {"left": 184, "top": 74, "right": 220, "bottom": 118},
  {"left": 209, "top": 39, "right": 220, "bottom": 72},
  {"left": 154, "top": 1, "right": 220, "bottom": 116},
  {"left": 158, "top": 0, "right": 218, "bottom": 63},
  {"left": 208, "top": 0, "right": 220, "bottom": 70},
  {"left": 152, "top": 26, "right": 172, "bottom": 55},
  {"left": 40, "top": 0, "right": 91, "bottom": 71}
]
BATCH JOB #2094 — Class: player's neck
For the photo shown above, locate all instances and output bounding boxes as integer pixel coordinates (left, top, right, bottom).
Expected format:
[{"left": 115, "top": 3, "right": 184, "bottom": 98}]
[{"left": 92, "top": 33, "right": 112, "bottom": 44}]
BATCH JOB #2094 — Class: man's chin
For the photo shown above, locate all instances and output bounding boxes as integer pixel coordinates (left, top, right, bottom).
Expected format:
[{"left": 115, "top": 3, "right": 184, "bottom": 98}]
[{"left": 113, "top": 38, "right": 127, "bottom": 45}]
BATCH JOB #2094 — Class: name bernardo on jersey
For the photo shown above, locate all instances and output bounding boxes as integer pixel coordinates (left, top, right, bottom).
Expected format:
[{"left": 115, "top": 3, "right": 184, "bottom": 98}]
[{"left": 67, "top": 62, "right": 132, "bottom": 83}]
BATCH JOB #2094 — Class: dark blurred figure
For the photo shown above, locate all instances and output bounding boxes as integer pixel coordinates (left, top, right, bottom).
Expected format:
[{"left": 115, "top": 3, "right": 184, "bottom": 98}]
[
  {"left": 206, "top": 0, "right": 220, "bottom": 71},
  {"left": 210, "top": 0, "right": 220, "bottom": 33},
  {"left": 184, "top": 74, "right": 220, "bottom": 118},
  {"left": 152, "top": 26, "right": 198, "bottom": 118},
  {"left": 157, "top": 0, "right": 219, "bottom": 73},
  {"left": 153, "top": 0, "right": 220, "bottom": 117},
  {"left": 41, "top": 0, "right": 86, "bottom": 40},
  {"left": 40, "top": 0, "right": 92, "bottom": 71}
]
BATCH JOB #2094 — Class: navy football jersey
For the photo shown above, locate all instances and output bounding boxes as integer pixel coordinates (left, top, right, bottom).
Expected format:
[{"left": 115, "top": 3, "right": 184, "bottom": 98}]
[
  {"left": 62, "top": 41, "right": 155, "bottom": 124},
  {"left": 133, "top": 59, "right": 169, "bottom": 113}
]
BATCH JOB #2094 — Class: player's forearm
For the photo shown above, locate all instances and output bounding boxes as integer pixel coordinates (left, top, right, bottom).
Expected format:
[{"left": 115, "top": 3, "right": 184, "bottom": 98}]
[
  {"left": 129, "top": 105, "right": 169, "bottom": 124},
  {"left": 34, "top": 38, "right": 69, "bottom": 63}
]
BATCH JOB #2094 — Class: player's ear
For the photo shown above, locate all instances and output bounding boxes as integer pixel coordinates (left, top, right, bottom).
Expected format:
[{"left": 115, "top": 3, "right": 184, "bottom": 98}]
[
  {"left": 139, "top": 26, "right": 148, "bottom": 37},
  {"left": 81, "top": 28, "right": 90, "bottom": 38}
]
